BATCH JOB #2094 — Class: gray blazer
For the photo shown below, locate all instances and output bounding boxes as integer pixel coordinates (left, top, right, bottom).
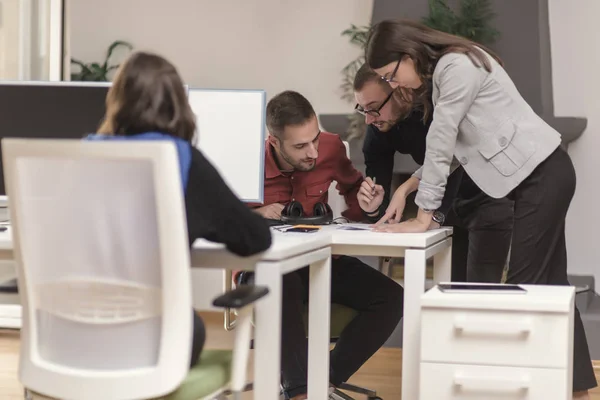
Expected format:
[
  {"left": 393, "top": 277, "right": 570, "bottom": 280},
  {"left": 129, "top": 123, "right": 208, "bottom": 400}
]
[{"left": 412, "top": 50, "right": 561, "bottom": 211}]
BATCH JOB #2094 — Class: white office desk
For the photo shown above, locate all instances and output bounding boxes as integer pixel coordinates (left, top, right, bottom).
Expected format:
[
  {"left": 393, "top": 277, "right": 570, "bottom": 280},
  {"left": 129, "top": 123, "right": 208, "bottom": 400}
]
[
  {"left": 192, "top": 231, "right": 333, "bottom": 400},
  {"left": 0, "top": 227, "right": 334, "bottom": 400},
  {"left": 0, "top": 224, "right": 453, "bottom": 400},
  {"left": 326, "top": 224, "right": 453, "bottom": 400}
]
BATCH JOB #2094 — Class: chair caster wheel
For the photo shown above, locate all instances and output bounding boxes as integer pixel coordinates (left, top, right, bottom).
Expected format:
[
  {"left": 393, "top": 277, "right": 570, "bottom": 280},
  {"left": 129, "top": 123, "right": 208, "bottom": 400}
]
[{"left": 368, "top": 397, "right": 383, "bottom": 400}]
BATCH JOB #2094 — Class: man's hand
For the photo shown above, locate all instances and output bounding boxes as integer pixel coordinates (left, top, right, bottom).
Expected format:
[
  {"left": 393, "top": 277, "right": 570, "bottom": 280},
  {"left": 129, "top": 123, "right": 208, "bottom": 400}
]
[
  {"left": 358, "top": 177, "right": 385, "bottom": 213},
  {"left": 254, "top": 203, "right": 285, "bottom": 220}
]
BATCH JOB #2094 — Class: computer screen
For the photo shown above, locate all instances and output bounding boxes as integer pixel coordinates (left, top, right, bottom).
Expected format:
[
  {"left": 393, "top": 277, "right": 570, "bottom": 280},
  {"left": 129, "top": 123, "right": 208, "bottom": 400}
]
[
  {"left": 188, "top": 88, "right": 266, "bottom": 203},
  {"left": 0, "top": 81, "right": 111, "bottom": 195},
  {"left": 0, "top": 82, "right": 263, "bottom": 202}
]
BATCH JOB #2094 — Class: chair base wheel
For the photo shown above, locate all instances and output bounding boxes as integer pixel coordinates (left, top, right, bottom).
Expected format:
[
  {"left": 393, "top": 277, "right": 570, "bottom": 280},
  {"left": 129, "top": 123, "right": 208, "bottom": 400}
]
[{"left": 367, "top": 397, "right": 383, "bottom": 400}]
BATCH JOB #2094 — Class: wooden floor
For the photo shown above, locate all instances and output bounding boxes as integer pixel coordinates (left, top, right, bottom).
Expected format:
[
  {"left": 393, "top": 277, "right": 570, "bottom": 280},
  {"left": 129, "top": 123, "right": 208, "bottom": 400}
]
[{"left": 1, "top": 312, "right": 599, "bottom": 399}]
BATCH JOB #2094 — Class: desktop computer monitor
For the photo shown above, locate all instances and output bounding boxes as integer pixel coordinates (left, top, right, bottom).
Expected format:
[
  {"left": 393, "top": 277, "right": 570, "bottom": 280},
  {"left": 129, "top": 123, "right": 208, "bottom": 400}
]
[
  {"left": 0, "top": 82, "right": 263, "bottom": 203},
  {"left": 0, "top": 81, "right": 111, "bottom": 195},
  {"left": 187, "top": 88, "right": 266, "bottom": 203}
]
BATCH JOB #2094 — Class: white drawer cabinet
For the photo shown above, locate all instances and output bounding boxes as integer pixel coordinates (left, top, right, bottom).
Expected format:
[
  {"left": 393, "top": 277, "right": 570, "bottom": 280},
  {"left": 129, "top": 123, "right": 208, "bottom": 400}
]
[
  {"left": 419, "top": 284, "right": 575, "bottom": 400},
  {"left": 420, "top": 362, "right": 567, "bottom": 399}
]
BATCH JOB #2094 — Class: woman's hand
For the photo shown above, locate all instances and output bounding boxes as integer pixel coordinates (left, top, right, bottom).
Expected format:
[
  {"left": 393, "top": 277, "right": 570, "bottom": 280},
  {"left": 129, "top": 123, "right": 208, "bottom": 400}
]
[
  {"left": 428, "top": 221, "right": 441, "bottom": 230},
  {"left": 374, "top": 176, "right": 420, "bottom": 226},
  {"left": 375, "top": 187, "right": 407, "bottom": 225},
  {"left": 373, "top": 208, "right": 435, "bottom": 233},
  {"left": 373, "top": 218, "right": 429, "bottom": 233}
]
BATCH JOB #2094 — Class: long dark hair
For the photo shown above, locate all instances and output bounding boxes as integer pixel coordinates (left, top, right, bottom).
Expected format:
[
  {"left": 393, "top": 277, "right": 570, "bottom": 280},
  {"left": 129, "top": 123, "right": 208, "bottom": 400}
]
[
  {"left": 98, "top": 51, "right": 196, "bottom": 142},
  {"left": 365, "top": 19, "right": 502, "bottom": 121}
]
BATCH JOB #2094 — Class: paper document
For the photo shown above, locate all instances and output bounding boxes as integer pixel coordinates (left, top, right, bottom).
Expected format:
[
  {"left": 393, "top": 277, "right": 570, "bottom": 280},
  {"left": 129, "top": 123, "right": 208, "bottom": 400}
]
[{"left": 335, "top": 223, "right": 373, "bottom": 231}]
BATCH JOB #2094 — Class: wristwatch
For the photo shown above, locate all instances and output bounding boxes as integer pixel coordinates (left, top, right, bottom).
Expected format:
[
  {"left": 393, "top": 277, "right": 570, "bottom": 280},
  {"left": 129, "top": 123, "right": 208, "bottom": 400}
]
[{"left": 432, "top": 210, "right": 445, "bottom": 226}]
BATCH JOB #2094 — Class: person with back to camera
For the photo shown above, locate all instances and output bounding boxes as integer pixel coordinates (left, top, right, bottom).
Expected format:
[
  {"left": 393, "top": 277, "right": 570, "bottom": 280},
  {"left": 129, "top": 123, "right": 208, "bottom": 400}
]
[
  {"left": 364, "top": 18, "right": 596, "bottom": 397},
  {"left": 84, "top": 51, "right": 272, "bottom": 369},
  {"left": 353, "top": 63, "right": 514, "bottom": 283}
]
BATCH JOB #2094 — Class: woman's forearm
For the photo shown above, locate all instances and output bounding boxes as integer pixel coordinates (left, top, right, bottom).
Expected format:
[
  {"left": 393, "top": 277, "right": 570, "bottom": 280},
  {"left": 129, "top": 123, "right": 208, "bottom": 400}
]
[{"left": 397, "top": 175, "right": 420, "bottom": 198}]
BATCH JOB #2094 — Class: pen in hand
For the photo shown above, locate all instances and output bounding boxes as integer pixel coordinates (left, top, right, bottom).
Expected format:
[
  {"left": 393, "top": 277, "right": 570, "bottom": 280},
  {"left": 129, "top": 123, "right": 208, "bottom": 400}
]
[{"left": 371, "top": 177, "right": 377, "bottom": 196}]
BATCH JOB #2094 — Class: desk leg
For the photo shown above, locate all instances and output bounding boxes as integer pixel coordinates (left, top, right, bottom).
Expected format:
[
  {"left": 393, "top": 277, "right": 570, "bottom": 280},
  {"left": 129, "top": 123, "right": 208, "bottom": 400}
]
[
  {"left": 307, "top": 256, "right": 331, "bottom": 400},
  {"left": 402, "top": 249, "right": 426, "bottom": 400},
  {"left": 254, "top": 262, "right": 282, "bottom": 400},
  {"left": 433, "top": 238, "right": 452, "bottom": 284}
]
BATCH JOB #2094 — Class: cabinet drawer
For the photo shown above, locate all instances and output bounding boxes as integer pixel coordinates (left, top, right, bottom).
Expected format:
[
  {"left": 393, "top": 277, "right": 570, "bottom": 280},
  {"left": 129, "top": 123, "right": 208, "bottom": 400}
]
[
  {"left": 421, "top": 308, "right": 571, "bottom": 368},
  {"left": 420, "top": 362, "right": 570, "bottom": 400}
]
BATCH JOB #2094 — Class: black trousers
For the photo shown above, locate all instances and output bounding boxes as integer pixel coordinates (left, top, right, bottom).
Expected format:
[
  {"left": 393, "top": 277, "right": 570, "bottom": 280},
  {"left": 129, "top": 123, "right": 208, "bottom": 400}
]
[
  {"left": 504, "top": 146, "right": 596, "bottom": 392},
  {"left": 190, "top": 310, "right": 206, "bottom": 368},
  {"left": 281, "top": 256, "right": 403, "bottom": 398},
  {"left": 446, "top": 181, "right": 514, "bottom": 283}
]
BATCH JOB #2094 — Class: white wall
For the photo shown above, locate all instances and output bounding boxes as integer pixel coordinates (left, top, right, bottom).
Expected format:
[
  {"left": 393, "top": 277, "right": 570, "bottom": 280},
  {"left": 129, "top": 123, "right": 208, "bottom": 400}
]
[
  {"left": 549, "top": 0, "right": 600, "bottom": 280},
  {"left": 68, "top": 0, "right": 373, "bottom": 115},
  {"left": 0, "top": 0, "right": 63, "bottom": 81},
  {"left": 0, "top": 0, "right": 21, "bottom": 79}
]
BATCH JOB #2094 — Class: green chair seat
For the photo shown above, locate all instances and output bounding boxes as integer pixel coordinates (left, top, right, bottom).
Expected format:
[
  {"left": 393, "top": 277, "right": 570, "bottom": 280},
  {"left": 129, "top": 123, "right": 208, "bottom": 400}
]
[
  {"left": 163, "top": 349, "right": 232, "bottom": 400},
  {"left": 29, "top": 350, "right": 233, "bottom": 400},
  {"left": 302, "top": 303, "right": 359, "bottom": 339},
  {"left": 168, "top": 304, "right": 358, "bottom": 399}
]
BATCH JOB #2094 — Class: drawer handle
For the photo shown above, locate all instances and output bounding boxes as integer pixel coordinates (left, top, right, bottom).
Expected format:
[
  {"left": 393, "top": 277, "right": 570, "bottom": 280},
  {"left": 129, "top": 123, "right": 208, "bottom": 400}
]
[
  {"left": 454, "top": 374, "right": 530, "bottom": 392},
  {"left": 453, "top": 316, "right": 532, "bottom": 336}
]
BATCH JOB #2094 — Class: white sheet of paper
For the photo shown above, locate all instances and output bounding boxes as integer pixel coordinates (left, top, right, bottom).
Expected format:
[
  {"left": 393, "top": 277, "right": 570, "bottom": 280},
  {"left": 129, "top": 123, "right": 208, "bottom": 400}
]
[{"left": 335, "top": 223, "right": 373, "bottom": 231}]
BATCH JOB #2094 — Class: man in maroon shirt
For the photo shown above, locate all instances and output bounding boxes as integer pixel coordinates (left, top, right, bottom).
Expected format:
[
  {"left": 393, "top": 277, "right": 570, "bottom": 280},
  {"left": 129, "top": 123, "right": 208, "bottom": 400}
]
[
  {"left": 243, "top": 91, "right": 403, "bottom": 400},
  {"left": 246, "top": 100, "right": 364, "bottom": 222}
]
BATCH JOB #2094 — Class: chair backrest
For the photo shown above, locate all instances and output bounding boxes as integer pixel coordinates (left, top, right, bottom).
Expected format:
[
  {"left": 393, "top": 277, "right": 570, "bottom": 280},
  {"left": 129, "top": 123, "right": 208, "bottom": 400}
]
[
  {"left": 3, "top": 138, "right": 193, "bottom": 400},
  {"left": 328, "top": 140, "right": 350, "bottom": 219}
]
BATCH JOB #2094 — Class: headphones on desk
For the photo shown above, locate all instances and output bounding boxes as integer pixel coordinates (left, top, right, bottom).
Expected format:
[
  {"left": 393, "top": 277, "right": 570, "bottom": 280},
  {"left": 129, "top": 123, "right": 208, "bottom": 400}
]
[{"left": 280, "top": 201, "right": 333, "bottom": 225}]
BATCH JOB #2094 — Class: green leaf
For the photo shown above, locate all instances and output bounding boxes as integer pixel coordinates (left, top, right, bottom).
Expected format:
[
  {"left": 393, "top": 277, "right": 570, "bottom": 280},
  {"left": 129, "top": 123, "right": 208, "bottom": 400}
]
[
  {"left": 338, "top": 0, "right": 500, "bottom": 142},
  {"left": 102, "top": 40, "right": 133, "bottom": 71},
  {"left": 422, "top": 0, "right": 457, "bottom": 33},
  {"left": 456, "top": 0, "right": 499, "bottom": 43},
  {"left": 70, "top": 58, "right": 93, "bottom": 76},
  {"left": 341, "top": 24, "right": 370, "bottom": 47},
  {"left": 422, "top": 0, "right": 499, "bottom": 45},
  {"left": 71, "top": 40, "right": 133, "bottom": 81}
]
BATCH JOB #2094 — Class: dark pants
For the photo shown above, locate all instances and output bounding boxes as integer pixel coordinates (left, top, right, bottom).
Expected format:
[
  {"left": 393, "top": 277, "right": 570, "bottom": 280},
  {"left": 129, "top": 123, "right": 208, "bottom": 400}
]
[
  {"left": 503, "top": 146, "right": 596, "bottom": 392},
  {"left": 448, "top": 191, "right": 514, "bottom": 283},
  {"left": 281, "top": 256, "right": 403, "bottom": 398},
  {"left": 190, "top": 310, "right": 206, "bottom": 368}
]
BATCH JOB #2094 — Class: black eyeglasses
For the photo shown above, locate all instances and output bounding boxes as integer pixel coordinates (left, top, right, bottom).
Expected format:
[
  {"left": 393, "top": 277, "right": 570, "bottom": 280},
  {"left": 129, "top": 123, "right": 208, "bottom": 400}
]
[
  {"left": 355, "top": 91, "right": 394, "bottom": 117},
  {"left": 381, "top": 58, "right": 402, "bottom": 83}
]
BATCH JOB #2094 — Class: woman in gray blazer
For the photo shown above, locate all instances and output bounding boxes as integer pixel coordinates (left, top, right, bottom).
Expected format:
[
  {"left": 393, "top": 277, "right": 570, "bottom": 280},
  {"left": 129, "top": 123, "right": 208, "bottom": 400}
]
[{"left": 364, "top": 19, "right": 596, "bottom": 397}]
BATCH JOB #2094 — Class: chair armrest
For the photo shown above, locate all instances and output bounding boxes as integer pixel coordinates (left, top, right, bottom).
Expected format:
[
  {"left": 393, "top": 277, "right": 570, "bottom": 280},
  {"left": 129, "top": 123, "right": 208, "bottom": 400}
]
[{"left": 212, "top": 285, "right": 269, "bottom": 309}]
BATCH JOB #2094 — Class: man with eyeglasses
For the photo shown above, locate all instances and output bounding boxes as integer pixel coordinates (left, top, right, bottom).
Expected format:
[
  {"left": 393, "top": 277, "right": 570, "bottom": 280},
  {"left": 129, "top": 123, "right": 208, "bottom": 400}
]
[{"left": 354, "top": 63, "right": 514, "bottom": 283}]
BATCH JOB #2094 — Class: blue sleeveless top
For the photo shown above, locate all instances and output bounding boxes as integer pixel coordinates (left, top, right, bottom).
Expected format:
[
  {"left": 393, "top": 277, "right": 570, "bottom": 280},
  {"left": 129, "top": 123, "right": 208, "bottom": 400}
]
[{"left": 84, "top": 132, "right": 192, "bottom": 191}]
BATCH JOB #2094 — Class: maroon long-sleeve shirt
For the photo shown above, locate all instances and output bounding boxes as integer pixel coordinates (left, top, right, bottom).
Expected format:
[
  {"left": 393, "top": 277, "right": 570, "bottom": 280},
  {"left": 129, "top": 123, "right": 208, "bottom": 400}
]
[{"left": 247, "top": 132, "right": 364, "bottom": 222}]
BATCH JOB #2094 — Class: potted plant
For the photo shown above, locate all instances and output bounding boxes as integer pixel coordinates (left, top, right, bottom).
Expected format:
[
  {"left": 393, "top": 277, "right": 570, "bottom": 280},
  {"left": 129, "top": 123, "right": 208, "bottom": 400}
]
[
  {"left": 70, "top": 40, "right": 133, "bottom": 82},
  {"left": 335, "top": 0, "right": 500, "bottom": 141}
]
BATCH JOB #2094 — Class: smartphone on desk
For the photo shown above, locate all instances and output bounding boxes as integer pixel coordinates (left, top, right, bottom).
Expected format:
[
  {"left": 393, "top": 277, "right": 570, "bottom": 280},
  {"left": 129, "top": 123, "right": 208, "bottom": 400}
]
[
  {"left": 437, "top": 283, "right": 527, "bottom": 294},
  {"left": 285, "top": 225, "right": 320, "bottom": 233}
]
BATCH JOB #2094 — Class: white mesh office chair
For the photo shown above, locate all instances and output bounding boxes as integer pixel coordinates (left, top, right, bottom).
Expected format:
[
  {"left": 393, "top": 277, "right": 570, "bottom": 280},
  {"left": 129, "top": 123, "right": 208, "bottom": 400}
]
[
  {"left": 326, "top": 141, "right": 350, "bottom": 220},
  {"left": 3, "top": 138, "right": 266, "bottom": 400}
]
